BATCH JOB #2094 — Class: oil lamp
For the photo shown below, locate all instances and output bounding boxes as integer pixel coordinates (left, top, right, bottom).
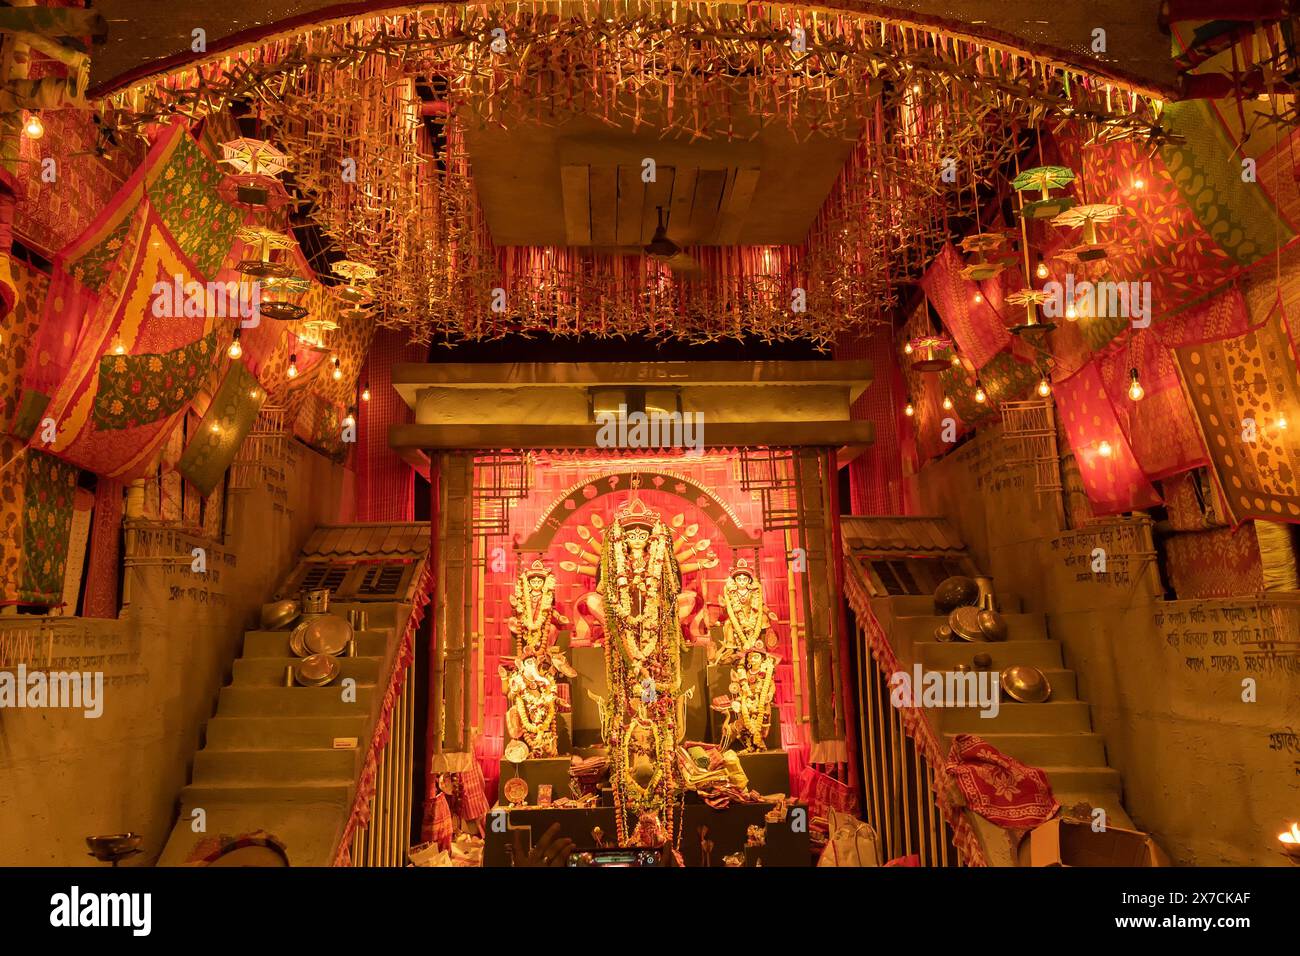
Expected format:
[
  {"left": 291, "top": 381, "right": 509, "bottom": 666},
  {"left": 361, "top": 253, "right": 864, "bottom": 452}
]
[{"left": 1280, "top": 822, "right": 1300, "bottom": 862}]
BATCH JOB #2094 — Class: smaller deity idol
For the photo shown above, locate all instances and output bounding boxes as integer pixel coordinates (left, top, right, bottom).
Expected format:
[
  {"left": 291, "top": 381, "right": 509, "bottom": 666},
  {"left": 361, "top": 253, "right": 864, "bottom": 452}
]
[
  {"left": 507, "top": 559, "right": 569, "bottom": 656},
  {"left": 719, "top": 650, "right": 778, "bottom": 754},
  {"left": 501, "top": 655, "right": 571, "bottom": 758},
  {"left": 715, "top": 558, "right": 777, "bottom": 664}
]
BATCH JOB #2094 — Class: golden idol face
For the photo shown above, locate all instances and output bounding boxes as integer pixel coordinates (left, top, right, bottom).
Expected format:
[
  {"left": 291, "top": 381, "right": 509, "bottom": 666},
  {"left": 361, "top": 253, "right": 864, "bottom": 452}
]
[
  {"left": 625, "top": 527, "right": 651, "bottom": 549},
  {"left": 733, "top": 573, "right": 752, "bottom": 589}
]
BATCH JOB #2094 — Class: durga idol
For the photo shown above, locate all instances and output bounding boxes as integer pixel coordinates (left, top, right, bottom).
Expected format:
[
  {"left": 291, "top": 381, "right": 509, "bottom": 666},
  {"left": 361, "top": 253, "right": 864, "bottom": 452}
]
[{"left": 597, "top": 498, "right": 687, "bottom": 846}]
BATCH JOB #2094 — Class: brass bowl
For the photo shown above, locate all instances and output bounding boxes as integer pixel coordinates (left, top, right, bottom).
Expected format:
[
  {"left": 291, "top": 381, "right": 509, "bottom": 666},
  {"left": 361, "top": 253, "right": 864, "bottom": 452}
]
[
  {"left": 260, "top": 600, "right": 300, "bottom": 631},
  {"left": 949, "top": 606, "right": 984, "bottom": 642},
  {"left": 303, "top": 615, "right": 353, "bottom": 656},
  {"left": 86, "top": 833, "right": 143, "bottom": 864},
  {"left": 293, "top": 654, "right": 340, "bottom": 687},
  {"left": 973, "top": 653, "right": 993, "bottom": 670},
  {"left": 977, "top": 609, "right": 1009, "bottom": 642},
  {"left": 1001, "top": 665, "right": 1052, "bottom": 703},
  {"left": 934, "top": 624, "right": 956, "bottom": 643},
  {"left": 934, "top": 576, "right": 980, "bottom": 614}
]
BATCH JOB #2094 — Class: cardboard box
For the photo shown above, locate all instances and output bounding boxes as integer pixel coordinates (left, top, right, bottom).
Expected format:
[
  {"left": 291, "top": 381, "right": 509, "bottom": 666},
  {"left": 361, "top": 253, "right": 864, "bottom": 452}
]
[{"left": 1017, "top": 818, "right": 1170, "bottom": 867}]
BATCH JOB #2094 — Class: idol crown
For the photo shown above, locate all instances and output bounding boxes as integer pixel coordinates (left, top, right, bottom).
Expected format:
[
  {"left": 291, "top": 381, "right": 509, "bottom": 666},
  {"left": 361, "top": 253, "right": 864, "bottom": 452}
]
[{"left": 614, "top": 497, "right": 659, "bottom": 531}]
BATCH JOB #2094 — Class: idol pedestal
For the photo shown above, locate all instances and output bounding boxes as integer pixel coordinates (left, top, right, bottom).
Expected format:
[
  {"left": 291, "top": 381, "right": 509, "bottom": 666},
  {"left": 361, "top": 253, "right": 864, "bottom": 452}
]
[{"left": 484, "top": 802, "right": 811, "bottom": 867}]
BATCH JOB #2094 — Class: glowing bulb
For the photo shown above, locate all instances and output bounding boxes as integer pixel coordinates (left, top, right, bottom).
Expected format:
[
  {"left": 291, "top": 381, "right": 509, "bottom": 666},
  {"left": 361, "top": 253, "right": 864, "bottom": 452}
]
[
  {"left": 1065, "top": 300, "right": 1078, "bottom": 320},
  {"left": 287, "top": 354, "right": 299, "bottom": 379},
  {"left": 1127, "top": 368, "right": 1145, "bottom": 402},
  {"left": 332, "top": 357, "right": 343, "bottom": 381},
  {"left": 1037, "top": 377, "right": 1052, "bottom": 398},
  {"left": 942, "top": 395, "right": 954, "bottom": 411},
  {"left": 210, "top": 422, "right": 221, "bottom": 434},
  {"left": 111, "top": 337, "right": 126, "bottom": 355},
  {"left": 1098, "top": 440, "right": 1113, "bottom": 458},
  {"left": 904, "top": 401, "right": 915, "bottom": 417},
  {"left": 227, "top": 334, "right": 243, "bottom": 360},
  {"left": 1133, "top": 178, "right": 1145, "bottom": 190},
  {"left": 23, "top": 112, "right": 44, "bottom": 139},
  {"left": 361, "top": 384, "right": 371, "bottom": 402},
  {"left": 248, "top": 388, "right": 260, "bottom": 399},
  {"left": 974, "top": 384, "right": 987, "bottom": 404},
  {"left": 343, "top": 408, "right": 357, "bottom": 428},
  {"left": 904, "top": 342, "right": 914, "bottom": 355},
  {"left": 1036, "top": 260, "right": 1049, "bottom": 280},
  {"left": 1279, "top": 415, "right": 1289, "bottom": 431},
  {"left": 973, "top": 291, "right": 983, "bottom": 303},
  {"left": 950, "top": 353, "right": 962, "bottom": 367}
]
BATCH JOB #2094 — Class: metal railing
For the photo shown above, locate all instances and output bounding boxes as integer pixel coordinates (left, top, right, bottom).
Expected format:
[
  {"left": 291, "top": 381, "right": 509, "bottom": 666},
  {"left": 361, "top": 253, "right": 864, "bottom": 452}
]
[{"left": 345, "top": 654, "right": 418, "bottom": 867}]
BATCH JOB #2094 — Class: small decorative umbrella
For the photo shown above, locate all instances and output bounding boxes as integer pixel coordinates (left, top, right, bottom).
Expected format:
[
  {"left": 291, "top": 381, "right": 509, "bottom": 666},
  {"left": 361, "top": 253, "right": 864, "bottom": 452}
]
[
  {"left": 1005, "top": 288, "right": 1055, "bottom": 336},
  {"left": 220, "top": 137, "right": 290, "bottom": 178},
  {"left": 1012, "top": 165, "right": 1077, "bottom": 221},
  {"left": 258, "top": 275, "right": 312, "bottom": 322},
  {"left": 958, "top": 233, "right": 1014, "bottom": 281},
  {"left": 237, "top": 226, "right": 298, "bottom": 279},
  {"left": 907, "top": 334, "right": 956, "bottom": 372},
  {"left": 1052, "top": 203, "right": 1125, "bottom": 261}
]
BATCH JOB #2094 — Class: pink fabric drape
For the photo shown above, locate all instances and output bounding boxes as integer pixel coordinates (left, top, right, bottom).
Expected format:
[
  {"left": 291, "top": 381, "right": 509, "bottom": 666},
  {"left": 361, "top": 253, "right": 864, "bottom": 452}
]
[
  {"left": 355, "top": 329, "right": 425, "bottom": 522},
  {"left": 837, "top": 324, "right": 910, "bottom": 515},
  {"left": 921, "top": 242, "right": 1012, "bottom": 370},
  {"left": 81, "top": 478, "right": 123, "bottom": 618}
]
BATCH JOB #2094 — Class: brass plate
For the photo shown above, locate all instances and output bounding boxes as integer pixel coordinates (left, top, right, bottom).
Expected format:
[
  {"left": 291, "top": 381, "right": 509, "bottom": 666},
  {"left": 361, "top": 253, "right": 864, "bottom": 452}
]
[
  {"left": 948, "top": 606, "right": 984, "bottom": 642},
  {"left": 303, "top": 615, "right": 353, "bottom": 656}
]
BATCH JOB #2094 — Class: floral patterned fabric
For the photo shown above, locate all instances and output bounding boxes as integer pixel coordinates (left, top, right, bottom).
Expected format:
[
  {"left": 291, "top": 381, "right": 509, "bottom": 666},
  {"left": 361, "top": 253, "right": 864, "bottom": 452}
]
[
  {"left": 146, "top": 131, "right": 244, "bottom": 277},
  {"left": 93, "top": 330, "right": 216, "bottom": 430},
  {"left": 0, "top": 449, "right": 79, "bottom": 606}
]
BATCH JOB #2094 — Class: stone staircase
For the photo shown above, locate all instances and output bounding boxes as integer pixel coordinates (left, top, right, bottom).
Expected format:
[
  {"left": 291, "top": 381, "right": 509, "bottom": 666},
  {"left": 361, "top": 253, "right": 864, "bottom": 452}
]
[
  {"left": 871, "top": 591, "right": 1136, "bottom": 860},
  {"left": 157, "top": 600, "right": 404, "bottom": 866}
]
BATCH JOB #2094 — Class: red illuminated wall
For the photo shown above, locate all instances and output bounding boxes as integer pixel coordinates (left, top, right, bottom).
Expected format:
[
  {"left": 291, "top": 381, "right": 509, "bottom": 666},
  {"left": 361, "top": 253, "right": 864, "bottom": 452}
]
[{"left": 471, "top": 453, "right": 813, "bottom": 800}]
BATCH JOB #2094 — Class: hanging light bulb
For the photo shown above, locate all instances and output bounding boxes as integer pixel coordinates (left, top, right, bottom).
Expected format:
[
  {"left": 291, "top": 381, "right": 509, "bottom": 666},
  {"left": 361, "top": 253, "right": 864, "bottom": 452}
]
[
  {"left": 942, "top": 395, "right": 954, "bottom": 411},
  {"left": 1279, "top": 414, "right": 1290, "bottom": 431},
  {"left": 1037, "top": 376, "right": 1053, "bottom": 398},
  {"left": 332, "top": 356, "right": 343, "bottom": 381},
  {"left": 1098, "top": 440, "right": 1114, "bottom": 458},
  {"left": 973, "top": 291, "right": 983, "bottom": 303},
  {"left": 904, "top": 399, "right": 915, "bottom": 417},
  {"left": 1127, "top": 368, "right": 1145, "bottom": 402},
  {"left": 361, "top": 383, "right": 371, "bottom": 402},
  {"left": 1036, "top": 257, "right": 1049, "bottom": 280},
  {"left": 1065, "top": 299, "right": 1078, "bottom": 321},
  {"left": 23, "top": 112, "right": 44, "bottom": 140},
  {"left": 950, "top": 353, "right": 962, "bottom": 367},
  {"left": 343, "top": 407, "right": 357, "bottom": 428},
  {"left": 209, "top": 422, "right": 222, "bottom": 434},
  {"left": 974, "top": 381, "right": 987, "bottom": 404},
  {"left": 227, "top": 329, "right": 243, "bottom": 360},
  {"left": 248, "top": 387, "right": 260, "bottom": 400},
  {"left": 287, "top": 353, "right": 299, "bottom": 379},
  {"left": 111, "top": 336, "right": 126, "bottom": 355},
  {"left": 903, "top": 341, "right": 915, "bottom": 355},
  {"left": 1133, "top": 178, "right": 1145, "bottom": 191}
]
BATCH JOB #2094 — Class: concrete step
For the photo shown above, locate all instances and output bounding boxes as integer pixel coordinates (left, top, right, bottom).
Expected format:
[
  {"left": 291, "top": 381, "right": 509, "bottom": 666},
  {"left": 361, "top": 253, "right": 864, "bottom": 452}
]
[
  {"left": 1039, "top": 766, "right": 1123, "bottom": 794},
  {"left": 232, "top": 656, "right": 381, "bottom": 687},
  {"left": 881, "top": 593, "right": 1024, "bottom": 617},
  {"left": 916, "top": 639, "right": 1064, "bottom": 671},
  {"left": 1051, "top": 793, "right": 1136, "bottom": 833},
  {"left": 944, "top": 731, "right": 1108, "bottom": 767},
  {"left": 243, "top": 628, "right": 389, "bottom": 658},
  {"left": 205, "top": 715, "right": 370, "bottom": 750},
  {"left": 193, "top": 748, "right": 359, "bottom": 786},
  {"left": 939, "top": 700, "right": 1092, "bottom": 733},
  {"left": 894, "top": 612, "right": 1046, "bottom": 645},
  {"left": 217, "top": 685, "right": 375, "bottom": 717},
  {"left": 179, "top": 781, "right": 352, "bottom": 811},
  {"left": 157, "top": 803, "right": 348, "bottom": 867}
]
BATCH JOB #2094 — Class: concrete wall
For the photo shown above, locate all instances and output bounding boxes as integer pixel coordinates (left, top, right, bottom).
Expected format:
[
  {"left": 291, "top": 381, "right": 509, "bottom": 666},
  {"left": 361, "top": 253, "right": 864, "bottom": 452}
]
[
  {"left": 0, "top": 441, "right": 352, "bottom": 866},
  {"left": 910, "top": 427, "right": 1300, "bottom": 866}
]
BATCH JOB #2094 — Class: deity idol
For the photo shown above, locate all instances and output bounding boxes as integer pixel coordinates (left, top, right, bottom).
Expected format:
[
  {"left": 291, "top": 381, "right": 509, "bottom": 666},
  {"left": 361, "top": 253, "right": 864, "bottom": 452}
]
[
  {"left": 501, "top": 655, "right": 571, "bottom": 758},
  {"left": 596, "top": 498, "right": 686, "bottom": 845},
  {"left": 718, "top": 650, "right": 778, "bottom": 754},
  {"left": 715, "top": 558, "right": 778, "bottom": 664},
  {"left": 507, "top": 559, "right": 569, "bottom": 657}
]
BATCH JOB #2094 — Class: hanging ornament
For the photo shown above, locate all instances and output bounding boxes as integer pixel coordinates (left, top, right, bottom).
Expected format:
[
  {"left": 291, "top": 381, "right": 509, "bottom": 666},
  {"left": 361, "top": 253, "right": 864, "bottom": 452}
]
[
  {"left": 1011, "top": 166, "right": 1077, "bottom": 221},
  {"left": 1005, "top": 289, "right": 1055, "bottom": 336},
  {"left": 958, "top": 233, "right": 1012, "bottom": 282},
  {"left": 237, "top": 227, "right": 297, "bottom": 279},
  {"left": 258, "top": 275, "right": 312, "bottom": 322},
  {"left": 1052, "top": 203, "right": 1125, "bottom": 262},
  {"left": 907, "top": 335, "right": 955, "bottom": 372}
]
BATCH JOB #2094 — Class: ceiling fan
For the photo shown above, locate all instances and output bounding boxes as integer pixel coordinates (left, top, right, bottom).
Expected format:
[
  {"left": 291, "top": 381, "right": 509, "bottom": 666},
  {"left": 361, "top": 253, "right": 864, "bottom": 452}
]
[{"left": 595, "top": 206, "right": 702, "bottom": 275}]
